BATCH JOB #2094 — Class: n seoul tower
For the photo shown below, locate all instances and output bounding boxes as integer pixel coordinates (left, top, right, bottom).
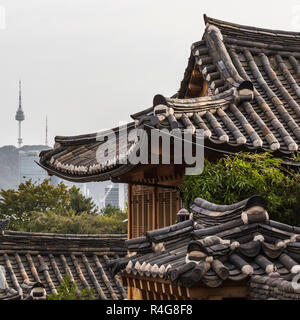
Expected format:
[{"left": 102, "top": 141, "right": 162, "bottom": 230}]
[{"left": 15, "top": 80, "right": 25, "bottom": 148}]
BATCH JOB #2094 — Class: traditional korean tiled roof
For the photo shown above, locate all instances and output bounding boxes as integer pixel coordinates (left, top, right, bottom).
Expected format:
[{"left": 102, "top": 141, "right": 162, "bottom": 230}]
[
  {"left": 249, "top": 275, "right": 300, "bottom": 300},
  {"left": 136, "top": 15, "right": 300, "bottom": 155},
  {"left": 39, "top": 15, "right": 300, "bottom": 182},
  {"left": 38, "top": 123, "right": 140, "bottom": 182},
  {"left": 0, "top": 230, "right": 127, "bottom": 300},
  {"left": 112, "top": 195, "right": 300, "bottom": 298}
]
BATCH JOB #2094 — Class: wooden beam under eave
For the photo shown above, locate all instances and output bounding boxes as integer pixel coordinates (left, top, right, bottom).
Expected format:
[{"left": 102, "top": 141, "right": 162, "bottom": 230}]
[
  {"left": 187, "top": 83, "right": 203, "bottom": 93},
  {"left": 147, "top": 280, "right": 151, "bottom": 292},
  {"left": 145, "top": 290, "right": 150, "bottom": 300},
  {"left": 200, "top": 80, "right": 208, "bottom": 97},
  {"left": 177, "top": 285, "right": 183, "bottom": 297},
  {"left": 162, "top": 282, "right": 169, "bottom": 295},
  {"left": 191, "top": 69, "right": 202, "bottom": 78},
  {"left": 208, "top": 296, "right": 223, "bottom": 300},
  {"left": 187, "top": 285, "right": 248, "bottom": 300},
  {"left": 123, "top": 273, "right": 248, "bottom": 300},
  {"left": 155, "top": 281, "right": 165, "bottom": 295},
  {"left": 184, "top": 61, "right": 208, "bottom": 98}
]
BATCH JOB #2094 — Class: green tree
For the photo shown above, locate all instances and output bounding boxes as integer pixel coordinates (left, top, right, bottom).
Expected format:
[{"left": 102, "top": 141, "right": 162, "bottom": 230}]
[
  {"left": 100, "top": 203, "right": 127, "bottom": 217},
  {"left": 17, "top": 210, "right": 128, "bottom": 234},
  {"left": 0, "top": 179, "right": 69, "bottom": 228},
  {"left": 0, "top": 179, "right": 98, "bottom": 229},
  {"left": 180, "top": 152, "right": 300, "bottom": 225},
  {"left": 67, "top": 186, "right": 98, "bottom": 215},
  {"left": 48, "top": 274, "right": 95, "bottom": 300}
]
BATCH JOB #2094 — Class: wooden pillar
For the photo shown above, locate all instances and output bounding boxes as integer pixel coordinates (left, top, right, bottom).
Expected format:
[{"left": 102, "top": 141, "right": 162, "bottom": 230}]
[
  {"left": 141, "top": 193, "right": 145, "bottom": 235},
  {"left": 163, "top": 191, "right": 167, "bottom": 227},
  {"left": 154, "top": 185, "right": 158, "bottom": 229},
  {"left": 131, "top": 287, "right": 143, "bottom": 300},
  {"left": 136, "top": 193, "right": 140, "bottom": 238},
  {"left": 128, "top": 184, "right": 132, "bottom": 240},
  {"left": 148, "top": 191, "right": 151, "bottom": 231},
  {"left": 128, "top": 184, "right": 133, "bottom": 299}
]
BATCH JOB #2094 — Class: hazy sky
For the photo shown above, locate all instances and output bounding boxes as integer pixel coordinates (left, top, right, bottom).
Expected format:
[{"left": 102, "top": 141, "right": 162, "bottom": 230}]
[{"left": 1, "top": 0, "right": 300, "bottom": 148}]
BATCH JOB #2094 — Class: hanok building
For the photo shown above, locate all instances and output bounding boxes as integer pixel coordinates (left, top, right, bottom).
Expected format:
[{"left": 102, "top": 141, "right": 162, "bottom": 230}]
[
  {"left": 39, "top": 16, "right": 300, "bottom": 299},
  {"left": 0, "top": 220, "right": 127, "bottom": 300}
]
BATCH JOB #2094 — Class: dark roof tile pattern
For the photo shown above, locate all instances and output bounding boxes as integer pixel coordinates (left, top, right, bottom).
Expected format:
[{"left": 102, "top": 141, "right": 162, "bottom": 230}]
[
  {"left": 112, "top": 195, "right": 300, "bottom": 296},
  {"left": 0, "top": 231, "right": 127, "bottom": 300},
  {"left": 38, "top": 123, "right": 139, "bottom": 182},
  {"left": 39, "top": 15, "right": 300, "bottom": 182},
  {"left": 141, "top": 16, "right": 300, "bottom": 154},
  {"left": 249, "top": 275, "right": 300, "bottom": 300}
]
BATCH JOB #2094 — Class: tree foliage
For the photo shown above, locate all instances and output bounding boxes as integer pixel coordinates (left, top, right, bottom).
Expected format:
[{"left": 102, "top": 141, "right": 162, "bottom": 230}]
[
  {"left": 17, "top": 210, "right": 128, "bottom": 234},
  {"left": 100, "top": 203, "right": 127, "bottom": 219},
  {"left": 0, "top": 179, "right": 70, "bottom": 228},
  {"left": 180, "top": 152, "right": 300, "bottom": 225},
  {"left": 0, "top": 179, "right": 127, "bottom": 233},
  {"left": 67, "top": 186, "right": 97, "bottom": 215},
  {"left": 48, "top": 274, "right": 95, "bottom": 300}
]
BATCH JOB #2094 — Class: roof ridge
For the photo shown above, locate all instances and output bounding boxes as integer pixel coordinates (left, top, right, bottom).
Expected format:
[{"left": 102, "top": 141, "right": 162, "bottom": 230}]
[
  {"left": 150, "top": 81, "right": 254, "bottom": 115},
  {"left": 204, "top": 15, "right": 300, "bottom": 37},
  {"left": 3, "top": 230, "right": 127, "bottom": 239}
]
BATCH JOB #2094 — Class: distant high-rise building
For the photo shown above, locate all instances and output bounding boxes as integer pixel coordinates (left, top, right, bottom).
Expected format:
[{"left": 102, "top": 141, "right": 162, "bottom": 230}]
[
  {"left": 105, "top": 184, "right": 119, "bottom": 208},
  {"left": 19, "top": 150, "right": 48, "bottom": 184},
  {"left": 119, "top": 183, "right": 128, "bottom": 210},
  {"left": 15, "top": 80, "right": 25, "bottom": 148},
  {"left": 17, "top": 148, "right": 91, "bottom": 202},
  {"left": 104, "top": 183, "right": 128, "bottom": 210}
]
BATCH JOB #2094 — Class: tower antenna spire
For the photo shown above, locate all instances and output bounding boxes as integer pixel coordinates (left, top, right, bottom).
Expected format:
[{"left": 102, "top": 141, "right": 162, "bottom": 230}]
[
  {"left": 19, "top": 80, "right": 21, "bottom": 108},
  {"left": 15, "top": 79, "right": 25, "bottom": 148}
]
